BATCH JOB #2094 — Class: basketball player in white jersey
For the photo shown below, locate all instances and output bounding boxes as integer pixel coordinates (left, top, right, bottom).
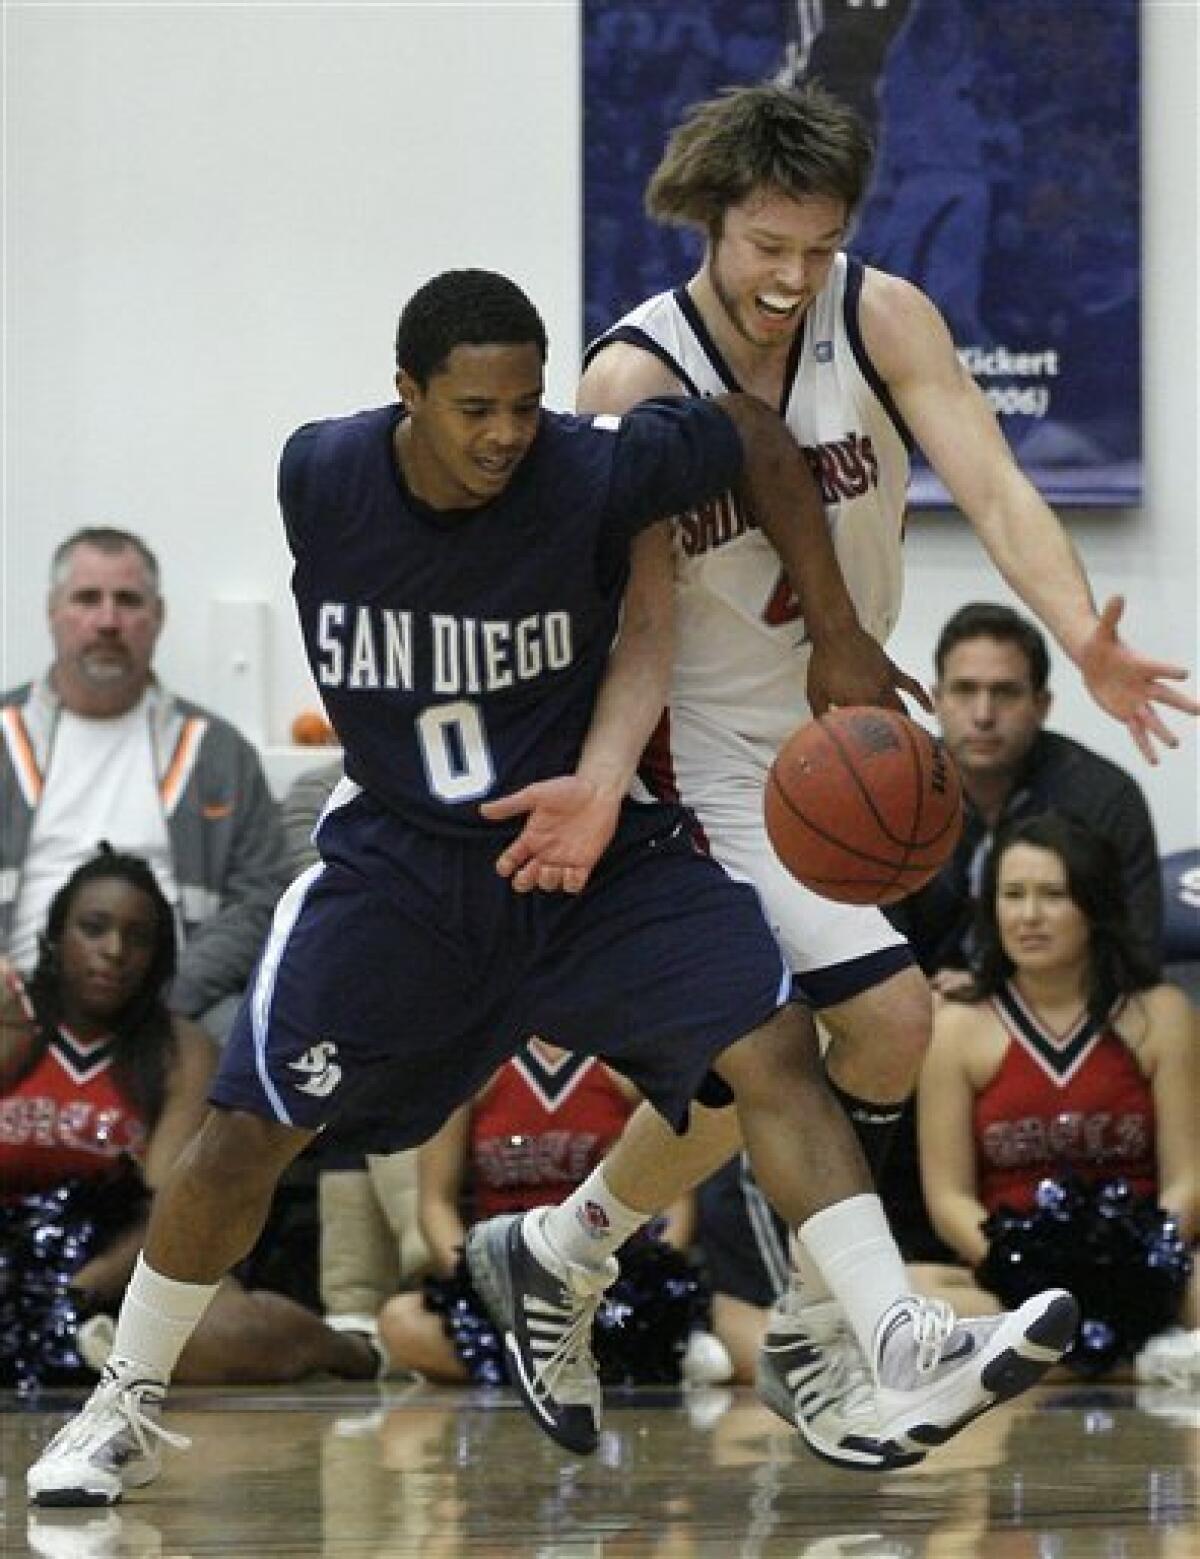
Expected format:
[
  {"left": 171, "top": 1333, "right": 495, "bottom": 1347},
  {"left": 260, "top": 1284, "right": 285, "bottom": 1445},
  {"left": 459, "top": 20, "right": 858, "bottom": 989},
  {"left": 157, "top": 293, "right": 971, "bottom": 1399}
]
[{"left": 473, "top": 83, "right": 1198, "bottom": 1466}]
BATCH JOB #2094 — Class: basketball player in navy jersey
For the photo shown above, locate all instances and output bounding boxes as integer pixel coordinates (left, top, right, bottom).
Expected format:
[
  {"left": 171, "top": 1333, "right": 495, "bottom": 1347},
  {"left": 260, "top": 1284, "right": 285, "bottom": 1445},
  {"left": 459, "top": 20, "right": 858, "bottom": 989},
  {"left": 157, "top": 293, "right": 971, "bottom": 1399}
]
[
  {"left": 468, "top": 84, "right": 1198, "bottom": 1469},
  {"left": 28, "top": 265, "right": 1028, "bottom": 1504}
]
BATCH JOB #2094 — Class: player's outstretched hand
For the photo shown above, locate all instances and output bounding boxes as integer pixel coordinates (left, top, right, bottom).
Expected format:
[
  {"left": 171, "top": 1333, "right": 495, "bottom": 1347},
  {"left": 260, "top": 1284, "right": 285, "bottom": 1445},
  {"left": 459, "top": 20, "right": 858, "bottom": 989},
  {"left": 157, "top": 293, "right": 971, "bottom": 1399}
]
[
  {"left": 807, "top": 624, "right": 932, "bottom": 717},
  {"left": 481, "top": 776, "right": 621, "bottom": 894},
  {"left": 1078, "top": 596, "right": 1200, "bottom": 764}
]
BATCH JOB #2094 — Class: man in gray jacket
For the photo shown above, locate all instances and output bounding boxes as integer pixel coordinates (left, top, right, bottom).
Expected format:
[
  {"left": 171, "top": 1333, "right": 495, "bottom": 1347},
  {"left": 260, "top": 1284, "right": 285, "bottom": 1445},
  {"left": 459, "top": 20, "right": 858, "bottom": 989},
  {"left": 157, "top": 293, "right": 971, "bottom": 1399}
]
[{"left": 1, "top": 526, "right": 290, "bottom": 1041}]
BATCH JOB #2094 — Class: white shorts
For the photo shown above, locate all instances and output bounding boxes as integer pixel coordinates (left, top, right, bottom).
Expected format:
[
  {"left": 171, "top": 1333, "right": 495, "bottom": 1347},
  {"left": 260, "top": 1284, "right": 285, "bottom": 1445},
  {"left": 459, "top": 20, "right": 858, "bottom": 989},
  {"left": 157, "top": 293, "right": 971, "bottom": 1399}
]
[{"left": 651, "top": 709, "right": 913, "bottom": 1006}]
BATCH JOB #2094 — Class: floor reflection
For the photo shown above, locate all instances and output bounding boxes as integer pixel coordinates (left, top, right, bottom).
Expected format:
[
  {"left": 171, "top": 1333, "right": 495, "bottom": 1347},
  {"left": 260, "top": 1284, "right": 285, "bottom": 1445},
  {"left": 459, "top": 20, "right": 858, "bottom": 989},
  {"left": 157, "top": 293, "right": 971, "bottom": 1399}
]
[{"left": 8, "top": 1379, "right": 1197, "bottom": 1558}]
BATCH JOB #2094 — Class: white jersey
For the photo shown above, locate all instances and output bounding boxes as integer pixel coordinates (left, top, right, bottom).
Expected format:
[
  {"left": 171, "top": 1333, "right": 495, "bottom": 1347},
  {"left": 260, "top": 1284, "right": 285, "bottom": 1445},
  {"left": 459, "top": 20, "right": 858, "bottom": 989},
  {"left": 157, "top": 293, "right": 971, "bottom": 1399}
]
[
  {"left": 589, "top": 254, "right": 911, "bottom": 763},
  {"left": 587, "top": 257, "right": 914, "bottom": 990}
]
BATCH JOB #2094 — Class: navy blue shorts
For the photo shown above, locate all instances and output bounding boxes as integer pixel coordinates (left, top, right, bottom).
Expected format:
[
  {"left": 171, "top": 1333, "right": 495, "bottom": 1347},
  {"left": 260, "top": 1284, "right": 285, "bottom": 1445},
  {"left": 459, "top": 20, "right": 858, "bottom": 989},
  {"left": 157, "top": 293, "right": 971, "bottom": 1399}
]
[{"left": 212, "top": 788, "right": 790, "bottom": 1151}]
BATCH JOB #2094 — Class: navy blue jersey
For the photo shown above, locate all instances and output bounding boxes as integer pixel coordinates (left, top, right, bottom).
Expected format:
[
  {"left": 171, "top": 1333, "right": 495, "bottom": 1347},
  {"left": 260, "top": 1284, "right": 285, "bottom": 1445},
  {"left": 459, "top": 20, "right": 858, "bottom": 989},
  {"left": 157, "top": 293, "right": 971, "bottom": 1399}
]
[{"left": 279, "top": 398, "right": 742, "bottom": 834}]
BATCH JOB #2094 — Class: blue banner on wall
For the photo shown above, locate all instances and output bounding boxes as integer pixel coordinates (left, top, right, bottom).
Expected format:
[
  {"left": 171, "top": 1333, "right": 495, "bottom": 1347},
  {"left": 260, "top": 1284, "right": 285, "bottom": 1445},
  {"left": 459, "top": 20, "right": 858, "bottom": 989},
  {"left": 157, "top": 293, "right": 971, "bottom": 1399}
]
[{"left": 583, "top": 0, "right": 1141, "bottom": 507}]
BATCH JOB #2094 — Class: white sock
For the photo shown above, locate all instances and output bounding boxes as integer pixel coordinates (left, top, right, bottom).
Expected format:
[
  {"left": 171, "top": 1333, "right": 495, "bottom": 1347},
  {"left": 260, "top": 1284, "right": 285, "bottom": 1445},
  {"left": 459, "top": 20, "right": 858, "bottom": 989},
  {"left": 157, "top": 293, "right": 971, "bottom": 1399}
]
[
  {"left": 107, "top": 1254, "right": 219, "bottom": 1385},
  {"left": 532, "top": 1168, "right": 647, "bottom": 1270},
  {"left": 798, "top": 1194, "right": 909, "bottom": 1358}
]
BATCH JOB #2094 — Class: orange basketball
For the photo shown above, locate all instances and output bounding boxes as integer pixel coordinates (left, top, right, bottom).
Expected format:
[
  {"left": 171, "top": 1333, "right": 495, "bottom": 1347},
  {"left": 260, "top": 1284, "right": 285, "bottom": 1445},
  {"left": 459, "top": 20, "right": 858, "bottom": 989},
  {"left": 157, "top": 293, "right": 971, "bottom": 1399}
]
[
  {"left": 764, "top": 707, "right": 963, "bottom": 905},
  {"left": 291, "top": 709, "right": 337, "bottom": 747}
]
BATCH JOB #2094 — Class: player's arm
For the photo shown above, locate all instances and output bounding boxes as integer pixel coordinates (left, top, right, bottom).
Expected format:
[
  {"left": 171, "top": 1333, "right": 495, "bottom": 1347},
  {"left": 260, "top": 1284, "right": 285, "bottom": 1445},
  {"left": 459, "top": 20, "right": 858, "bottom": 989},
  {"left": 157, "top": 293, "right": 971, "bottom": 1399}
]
[
  {"left": 860, "top": 269, "right": 1199, "bottom": 761},
  {"left": 482, "top": 346, "right": 681, "bottom": 894},
  {"left": 916, "top": 1000, "right": 991, "bottom": 1266},
  {"left": 709, "top": 390, "right": 929, "bottom": 713},
  {"left": 580, "top": 342, "right": 926, "bottom": 713}
]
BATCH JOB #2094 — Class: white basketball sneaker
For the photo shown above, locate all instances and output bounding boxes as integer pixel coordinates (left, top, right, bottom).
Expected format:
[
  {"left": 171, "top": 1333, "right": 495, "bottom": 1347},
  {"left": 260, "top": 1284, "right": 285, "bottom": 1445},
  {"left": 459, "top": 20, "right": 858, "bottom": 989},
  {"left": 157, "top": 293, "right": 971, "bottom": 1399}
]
[
  {"left": 866, "top": 1289, "right": 1079, "bottom": 1461},
  {"left": 27, "top": 1372, "right": 189, "bottom": 1507},
  {"left": 757, "top": 1295, "right": 923, "bottom": 1470},
  {"left": 759, "top": 1289, "right": 1078, "bottom": 1471}
]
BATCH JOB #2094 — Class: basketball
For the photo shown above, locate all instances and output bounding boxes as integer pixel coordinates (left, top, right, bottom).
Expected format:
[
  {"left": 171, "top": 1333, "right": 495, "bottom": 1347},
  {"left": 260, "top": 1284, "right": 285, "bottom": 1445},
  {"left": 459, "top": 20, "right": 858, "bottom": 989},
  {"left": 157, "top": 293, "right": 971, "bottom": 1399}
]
[
  {"left": 764, "top": 707, "right": 963, "bottom": 905},
  {"left": 290, "top": 709, "right": 337, "bottom": 747}
]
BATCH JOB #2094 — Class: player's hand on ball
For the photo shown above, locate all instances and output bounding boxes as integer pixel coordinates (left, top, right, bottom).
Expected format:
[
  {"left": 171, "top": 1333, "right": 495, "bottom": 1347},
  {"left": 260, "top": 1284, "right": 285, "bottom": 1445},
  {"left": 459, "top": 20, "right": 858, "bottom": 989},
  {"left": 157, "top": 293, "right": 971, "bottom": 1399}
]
[
  {"left": 481, "top": 776, "right": 621, "bottom": 894},
  {"left": 807, "top": 625, "right": 932, "bottom": 718}
]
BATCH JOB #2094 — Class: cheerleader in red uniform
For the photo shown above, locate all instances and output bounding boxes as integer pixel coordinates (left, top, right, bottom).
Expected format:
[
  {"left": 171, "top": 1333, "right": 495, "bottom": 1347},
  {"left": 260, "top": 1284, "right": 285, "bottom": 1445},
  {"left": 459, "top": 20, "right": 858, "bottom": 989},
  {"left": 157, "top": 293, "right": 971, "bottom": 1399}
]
[
  {"left": 1, "top": 848, "right": 381, "bottom": 1387},
  {"left": 378, "top": 1037, "right": 720, "bottom": 1384},
  {"left": 917, "top": 814, "right": 1197, "bottom": 1376}
]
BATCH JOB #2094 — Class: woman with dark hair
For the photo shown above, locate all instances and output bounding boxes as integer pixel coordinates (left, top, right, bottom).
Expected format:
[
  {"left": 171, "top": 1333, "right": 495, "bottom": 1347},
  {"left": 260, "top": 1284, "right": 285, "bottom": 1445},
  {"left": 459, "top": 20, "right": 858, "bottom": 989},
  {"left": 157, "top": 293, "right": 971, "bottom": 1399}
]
[
  {"left": 1, "top": 848, "right": 382, "bottom": 1389},
  {"left": 917, "top": 814, "right": 1197, "bottom": 1378}
]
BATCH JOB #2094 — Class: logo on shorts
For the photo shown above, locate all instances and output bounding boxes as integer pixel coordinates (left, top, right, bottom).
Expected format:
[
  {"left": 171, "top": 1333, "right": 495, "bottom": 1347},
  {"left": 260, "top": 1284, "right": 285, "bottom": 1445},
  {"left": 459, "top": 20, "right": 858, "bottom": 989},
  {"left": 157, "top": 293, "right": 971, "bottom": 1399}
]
[
  {"left": 815, "top": 340, "right": 834, "bottom": 363},
  {"left": 288, "top": 1040, "right": 342, "bottom": 1098},
  {"left": 577, "top": 1200, "right": 611, "bottom": 1237}
]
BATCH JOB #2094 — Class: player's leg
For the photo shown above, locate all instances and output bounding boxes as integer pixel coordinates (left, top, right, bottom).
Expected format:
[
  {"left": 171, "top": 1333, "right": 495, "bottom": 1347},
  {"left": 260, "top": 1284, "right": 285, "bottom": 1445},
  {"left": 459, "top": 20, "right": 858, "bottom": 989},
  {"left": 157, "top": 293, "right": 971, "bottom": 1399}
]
[
  {"left": 710, "top": 1006, "right": 1077, "bottom": 1468},
  {"left": 28, "top": 841, "right": 477, "bottom": 1507},
  {"left": 27, "top": 1107, "right": 314, "bottom": 1507},
  {"left": 689, "top": 761, "right": 932, "bottom": 1182},
  {"left": 469, "top": 822, "right": 927, "bottom": 1463},
  {"left": 759, "top": 964, "right": 932, "bottom": 1393},
  {"left": 501, "top": 999, "right": 1074, "bottom": 1468},
  {"left": 466, "top": 815, "right": 795, "bottom": 1455},
  {"left": 685, "top": 773, "right": 949, "bottom": 1409},
  {"left": 818, "top": 962, "right": 932, "bottom": 1178}
]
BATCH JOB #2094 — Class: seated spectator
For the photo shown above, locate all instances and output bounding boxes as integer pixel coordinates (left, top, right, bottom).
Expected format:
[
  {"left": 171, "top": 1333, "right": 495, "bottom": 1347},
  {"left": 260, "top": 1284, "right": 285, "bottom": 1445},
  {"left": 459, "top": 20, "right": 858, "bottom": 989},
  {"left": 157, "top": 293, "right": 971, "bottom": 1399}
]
[
  {"left": 887, "top": 601, "right": 1164, "bottom": 987},
  {"left": 319, "top": 1147, "right": 430, "bottom": 1340},
  {"left": 0, "top": 848, "right": 383, "bottom": 1388},
  {"left": 378, "top": 1037, "right": 726, "bottom": 1387},
  {"left": 1, "top": 527, "right": 290, "bottom": 1044},
  {"left": 917, "top": 814, "right": 1197, "bottom": 1379},
  {"left": 878, "top": 601, "right": 1167, "bottom": 1267},
  {"left": 281, "top": 756, "right": 343, "bottom": 876}
]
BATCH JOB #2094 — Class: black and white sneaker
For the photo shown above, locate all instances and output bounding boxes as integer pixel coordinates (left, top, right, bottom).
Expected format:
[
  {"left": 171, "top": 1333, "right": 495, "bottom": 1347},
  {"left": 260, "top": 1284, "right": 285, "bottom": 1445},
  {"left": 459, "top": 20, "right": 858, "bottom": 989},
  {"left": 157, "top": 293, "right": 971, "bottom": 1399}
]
[
  {"left": 27, "top": 1372, "right": 189, "bottom": 1507},
  {"left": 466, "top": 1210, "right": 616, "bottom": 1455},
  {"left": 758, "top": 1288, "right": 1078, "bottom": 1471},
  {"left": 868, "top": 1290, "right": 1079, "bottom": 1461},
  {"left": 757, "top": 1296, "right": 923, "bottom": 1471}
]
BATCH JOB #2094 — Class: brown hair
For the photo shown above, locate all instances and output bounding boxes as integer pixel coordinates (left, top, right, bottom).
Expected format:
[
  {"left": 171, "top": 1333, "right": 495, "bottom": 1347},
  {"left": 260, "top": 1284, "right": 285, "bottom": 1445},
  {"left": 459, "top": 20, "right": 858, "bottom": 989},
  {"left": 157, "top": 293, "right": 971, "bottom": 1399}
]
[{"left": 646, "top": 84, "right": 873, "bottom": 237}]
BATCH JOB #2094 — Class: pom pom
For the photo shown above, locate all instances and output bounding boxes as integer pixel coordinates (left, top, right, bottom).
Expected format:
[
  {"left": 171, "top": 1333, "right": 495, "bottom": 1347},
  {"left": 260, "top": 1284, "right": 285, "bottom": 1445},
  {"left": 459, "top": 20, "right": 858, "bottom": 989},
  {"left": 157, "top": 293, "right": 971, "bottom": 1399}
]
[
  {"left": 978, "top": 1175, "right": 1192, "bottom": 1377},
  {"left": 592, "top": 1236, "right": 712, "bottom": 1386},
  {"left": 424, "top": 1261, "right": 507, "bottom": 1386},
  {"left": 0, "top": 1162, "right": 149, "bottom": 1392}
]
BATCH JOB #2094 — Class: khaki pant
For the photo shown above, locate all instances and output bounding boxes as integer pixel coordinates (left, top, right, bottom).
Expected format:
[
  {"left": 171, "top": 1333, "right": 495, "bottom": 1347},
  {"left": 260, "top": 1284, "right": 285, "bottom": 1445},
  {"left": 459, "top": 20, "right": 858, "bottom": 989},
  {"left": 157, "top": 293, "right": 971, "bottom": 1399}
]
[{"left": 319, "top": 1150, "right": 430, "bottom": 1321}]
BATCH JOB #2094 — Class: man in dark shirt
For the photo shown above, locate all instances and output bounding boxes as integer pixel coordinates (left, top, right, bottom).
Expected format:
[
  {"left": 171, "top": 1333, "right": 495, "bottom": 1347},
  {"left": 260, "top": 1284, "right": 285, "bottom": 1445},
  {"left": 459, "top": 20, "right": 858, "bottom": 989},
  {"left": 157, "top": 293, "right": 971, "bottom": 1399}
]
[{"left": 889, "top": 601, "right": 1163, "bottom": 984}]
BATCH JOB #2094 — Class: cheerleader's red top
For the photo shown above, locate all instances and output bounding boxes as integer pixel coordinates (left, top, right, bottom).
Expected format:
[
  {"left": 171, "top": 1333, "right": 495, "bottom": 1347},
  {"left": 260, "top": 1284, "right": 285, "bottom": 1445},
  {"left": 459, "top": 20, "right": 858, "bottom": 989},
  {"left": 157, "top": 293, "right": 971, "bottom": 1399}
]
[
  {"left": 468, "top": 1043, "right": 632, "bottom": 1220},
  {"left": 973, "top": 981, "right": 1158, "bottom": 1214},
  {"left": 0, "top": 1026, "right": 148, "bottom": 1196}
]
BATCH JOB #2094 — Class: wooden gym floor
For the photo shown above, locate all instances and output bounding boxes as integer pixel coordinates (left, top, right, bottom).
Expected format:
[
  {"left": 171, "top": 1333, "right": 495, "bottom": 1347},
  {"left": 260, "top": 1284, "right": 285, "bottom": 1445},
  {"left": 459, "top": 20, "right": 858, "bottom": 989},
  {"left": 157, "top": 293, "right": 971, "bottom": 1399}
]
[{"left": 3, "top": 1379, "right": 1197, "bottom": 1557}]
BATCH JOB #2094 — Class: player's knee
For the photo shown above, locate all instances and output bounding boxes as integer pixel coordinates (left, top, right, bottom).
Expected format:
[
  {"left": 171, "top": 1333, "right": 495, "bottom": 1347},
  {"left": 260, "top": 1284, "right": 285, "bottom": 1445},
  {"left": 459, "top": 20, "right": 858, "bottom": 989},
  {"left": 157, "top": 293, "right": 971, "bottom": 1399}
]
[
  {"left": 186, "top": 1108, "right": 312, "bottom": 1202},
  {"left": 824, "top": 966, "right": 932, "bottom": 1072},
  {"left": 717, "top": 1003, "right": 823, "bottom": 1102}
]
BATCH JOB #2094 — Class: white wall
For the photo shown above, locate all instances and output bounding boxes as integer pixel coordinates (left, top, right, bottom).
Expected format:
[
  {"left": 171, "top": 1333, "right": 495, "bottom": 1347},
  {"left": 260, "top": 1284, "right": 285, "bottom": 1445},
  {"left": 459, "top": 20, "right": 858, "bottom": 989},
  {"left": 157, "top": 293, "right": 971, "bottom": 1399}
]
[{"left": 4, "top": 0, "right": 1197, "bottom": 846}]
